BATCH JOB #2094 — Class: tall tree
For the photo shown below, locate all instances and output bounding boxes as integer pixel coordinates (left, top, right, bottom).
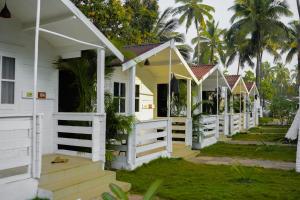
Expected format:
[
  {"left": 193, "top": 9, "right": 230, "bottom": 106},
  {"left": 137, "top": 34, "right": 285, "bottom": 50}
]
[
  {"left": 296, "top": 0, "right": 300, "bottom": 85},
  {"left": 282, "top": 21, "right": 299, "bottom": 80},
  {"left": 151, "top": 7, "right": 192, "bottom": 60},
  {"left": 229, "top": 0, "right": 292, "bottom": 91},
  {"left": 272, "top": 62, "right": 290, "bottom": 96},
  {"left": 225, "top": 29, "right": 254, "bottom": 74},
  {"left": 191, "top": 20, "right": 226, "bottom": 65},
  {"left": 173, "top": 0, "right": 214, "bottom": 64}
]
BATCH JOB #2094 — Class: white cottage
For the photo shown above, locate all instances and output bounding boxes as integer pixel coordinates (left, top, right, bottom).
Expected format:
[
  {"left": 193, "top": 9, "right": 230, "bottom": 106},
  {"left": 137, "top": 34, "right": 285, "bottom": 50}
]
[
  {"left": 225, "top": 75, "right": 250, "bottom": 134},
  {"left": 190, "top": 64, "right": 231, "bottom": 149},
  {"left": 245, "top": 81, "right": 260, "bottom": 128},
  {"left": 105, "top": 41, "right": 199, "bottom": 170},
  {"left": 0, "top": 0, "right": 130, "bottom": 199}
]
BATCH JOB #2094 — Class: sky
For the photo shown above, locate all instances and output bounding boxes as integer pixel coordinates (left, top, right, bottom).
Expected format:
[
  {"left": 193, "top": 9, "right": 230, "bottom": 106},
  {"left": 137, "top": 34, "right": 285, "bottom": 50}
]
[{"left": 158, "top": 0, "right": 298, "bottom": 74}]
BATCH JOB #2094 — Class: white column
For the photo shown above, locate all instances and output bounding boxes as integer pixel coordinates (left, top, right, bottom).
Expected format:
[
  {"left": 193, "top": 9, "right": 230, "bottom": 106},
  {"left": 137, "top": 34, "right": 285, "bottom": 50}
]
[
  {"left": 186, "top": 79, "right": 192, "bottom": 146},
  {"left": 168, "top": 43, "right": 172, "bottom": 118},
  {"left": 216, "top": 70, "right": 219, "bottom": 138},
  {"left": 243, "top": 93, "right": 248, "bottom": 130},
  {"left": 32, "top": 0, "right": 41, "bottom": 178},
  {"left": 199, "top": 83, "right": 203, "bottom": 113},
  {"left": 224, "top": 87, "right": 229, "bottom": 136},
  {"left": 127, "top": 65, "right": 136, "bottom": 168},
  {"left": 97, "top": 48, "right": 105, "bottom": 113}
]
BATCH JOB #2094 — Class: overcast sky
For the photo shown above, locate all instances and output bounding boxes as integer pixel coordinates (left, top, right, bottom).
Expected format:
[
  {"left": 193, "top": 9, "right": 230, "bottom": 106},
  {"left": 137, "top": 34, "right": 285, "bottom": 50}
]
[{"left": 158, "top": 0, "right": 298, "bottom": 74}]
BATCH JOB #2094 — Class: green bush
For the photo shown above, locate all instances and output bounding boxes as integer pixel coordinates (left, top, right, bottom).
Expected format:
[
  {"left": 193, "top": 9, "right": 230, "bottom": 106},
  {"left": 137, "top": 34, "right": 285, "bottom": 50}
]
[{"left": 259, "top": 117, "right": 274, "bottom": 125}]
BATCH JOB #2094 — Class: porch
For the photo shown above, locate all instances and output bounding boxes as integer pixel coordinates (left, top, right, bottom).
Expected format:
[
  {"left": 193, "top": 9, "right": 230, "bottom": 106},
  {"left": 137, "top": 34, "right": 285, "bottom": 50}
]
[{"left": 108, "top": 41, "right": 198, "bottom": 169}]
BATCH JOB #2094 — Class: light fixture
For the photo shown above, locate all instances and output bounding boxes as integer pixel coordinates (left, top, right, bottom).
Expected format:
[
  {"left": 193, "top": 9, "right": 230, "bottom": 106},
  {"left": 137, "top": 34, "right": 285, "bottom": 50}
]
[
  {"left": 144, "top": 59, "right": 150, "bottom": 66},
  {"left": 0, "top": 1, "right": 11, "bottom": 19}
]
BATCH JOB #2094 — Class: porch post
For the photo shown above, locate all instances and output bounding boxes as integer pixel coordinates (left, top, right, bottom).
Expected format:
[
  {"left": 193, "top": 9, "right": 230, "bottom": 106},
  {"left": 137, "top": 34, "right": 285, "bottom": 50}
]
[
  {"left": 199, "top": 83, "right": 203, "bottom": 113},
  {"left": 243, "top": 93, "right": 247, "bottom": 130},
  {"left": 32, "top": 0, "right": 41, "bottom": 178},
  {"left": 186, "top": 79, "right": 192, "bottom": 146},
  {"left": 168, "top": 41, "right": 173, "bottom": 118},
  {"left": 216, "top": 70, "right": 219, "bottom": 138},
  {"left": 224, "top": 87, "right": 229, "bottom": 136},
  {"left": 97, "top": 48, "right": 105, "bottom": 114},
  {"left": 127, "top": 65, "right": 136, "bottom": 169}
]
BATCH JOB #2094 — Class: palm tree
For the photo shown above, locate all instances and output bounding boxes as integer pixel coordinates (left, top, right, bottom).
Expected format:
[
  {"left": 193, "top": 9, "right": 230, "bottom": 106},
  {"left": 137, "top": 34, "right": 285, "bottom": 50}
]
[
  {"left": 229, "top": 0, "right": 292, "bottom": 91},
  {"left": 282, "top": 21, "right": 300, "bottom": 85},
  {"left": 173, "top": 0, "right": 214, "bottom": 64},
  {"left": 225, "top": 29, "right": 254, "bottom": 75},
  {"left": 151, "top": 7, "right": 192, "bottom": 60},
  {"left": 191, "top": 20, "right": 226, "bottom": 65},
  {"left": 272, "top": 62, "right": 290, "bottom": 96}
]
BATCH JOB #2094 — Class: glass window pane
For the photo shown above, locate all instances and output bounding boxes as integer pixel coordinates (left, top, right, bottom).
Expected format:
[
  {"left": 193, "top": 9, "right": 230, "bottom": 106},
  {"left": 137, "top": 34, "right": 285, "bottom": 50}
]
[
  {"left": 120, "top": 83, "right": 126, "bottom": 97},
  {"left": 2, "top": 57, "right": 15, "bottom": 80},
  {"left": 113, "top": 97, "right": 119, "bottom": 112},
  {"left": 1, "top": 81, "right": 14, "bottom": 104},
  {"left": 135, "top": 99, "right": 139, "bottom": 112},
  {"left": 135, "top": 85, "right": 140, "bottom": 97},
  {"left": 120, "top": 98, "right": 125, "bottom": 113},
  {"left": 114, "top": 82, "right": 119, "bottom": 97}
]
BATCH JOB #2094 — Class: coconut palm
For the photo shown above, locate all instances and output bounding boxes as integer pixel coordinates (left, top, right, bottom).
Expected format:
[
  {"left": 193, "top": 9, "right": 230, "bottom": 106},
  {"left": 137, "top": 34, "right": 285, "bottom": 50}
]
[
  {"left": 282, "top": 21, "right": 300, "bottom": 84},
  {"left": 151, "top": 7, "right": 192, "bottom": 60},
  {"left": 191, "top": 20, "right": 226, "bottom": 65},
  {"left": 272, "top": 62, "right": 290, "bottom": 95},
  {"left": 229, "top": 0, "right": 292, "bottom": 91},
  {"left": 225, "top": 27, "right": 254, "bottom": 74},
  {"left": 173, "top": 0, "right": 215, "bottom": 64}
]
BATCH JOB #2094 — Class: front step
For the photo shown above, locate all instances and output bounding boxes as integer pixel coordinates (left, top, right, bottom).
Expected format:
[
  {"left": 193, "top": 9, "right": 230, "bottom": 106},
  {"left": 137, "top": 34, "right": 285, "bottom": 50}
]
[{"left": 38, "top": 154, "right": 131, "bottom": 200}]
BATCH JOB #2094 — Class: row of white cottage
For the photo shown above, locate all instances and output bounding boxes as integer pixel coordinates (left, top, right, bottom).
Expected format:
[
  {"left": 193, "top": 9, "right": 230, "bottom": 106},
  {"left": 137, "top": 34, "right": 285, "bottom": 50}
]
[{"left": 0, "top": 0, "right": 262, "bottom": 199}]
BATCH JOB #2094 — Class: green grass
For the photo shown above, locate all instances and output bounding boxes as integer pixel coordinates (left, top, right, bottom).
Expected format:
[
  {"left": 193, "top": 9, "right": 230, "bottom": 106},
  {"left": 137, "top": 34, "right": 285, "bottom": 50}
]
[
  {"left": 249, "top": 126, "right": 289, "bottom": 134},
  {"left": 199, "top": 142, "right": 296, "bottom": 162},
  {"left": 232, "top": 132, "right": 286, "bottom": 142},
  {"left": 117, "top": 158, "right": 300, "bottom": 200}
]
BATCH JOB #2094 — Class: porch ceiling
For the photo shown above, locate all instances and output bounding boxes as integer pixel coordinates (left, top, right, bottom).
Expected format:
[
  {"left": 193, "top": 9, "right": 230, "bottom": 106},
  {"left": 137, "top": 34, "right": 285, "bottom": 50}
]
[
  {"left": 138, "top": 48, "right": 194, "bottom": 83},
  {"left": 231, "top": 79, "right": 248, "bottom": 94},
  {"left": 202, "top": 70, "right": 229, "bottom": 91},
  {"left": 1, "top": 0, "right": 123, "bottom": 59}
]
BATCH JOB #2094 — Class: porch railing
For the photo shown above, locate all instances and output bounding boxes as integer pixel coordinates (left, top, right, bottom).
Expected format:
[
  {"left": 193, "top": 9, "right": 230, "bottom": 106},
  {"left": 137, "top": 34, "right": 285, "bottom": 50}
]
[
  {"left": 172, "top": 117, "right": 192, "bottom": 146},
  {"left": 112, "top": 119, "right": 171, "bottom": 170},
  {"left": 193, "top": 115, "right": 217, "bottom": 149},
  {"left": 248, "top": 112, "right": 255, "bottom": 128},
  {"left": 53, "top": 113, "right": 106, "bottom": 162},
  {"left": 229, "top": 114, "right": 240, "bottom": 135},
  {"left": 0, "top": 114, "right": 42, "bottom": 184}
]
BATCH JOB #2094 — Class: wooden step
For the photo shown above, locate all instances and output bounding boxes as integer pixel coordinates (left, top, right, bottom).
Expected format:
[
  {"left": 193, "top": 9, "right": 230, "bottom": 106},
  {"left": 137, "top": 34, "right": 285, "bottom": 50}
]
[{"left": 53, "top": 172, "right": 129, "bottom": 200}]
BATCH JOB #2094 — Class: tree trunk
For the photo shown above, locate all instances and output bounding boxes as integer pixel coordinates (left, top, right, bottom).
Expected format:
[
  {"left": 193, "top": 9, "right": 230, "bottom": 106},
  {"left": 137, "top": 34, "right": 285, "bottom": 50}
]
[
  {"left": 237, "top": 57, "right": 241, "bottom": 75},
  {"left": 210, "top": 46, "right": 214, "bottom": 64},
  {"left": 197, "top": 30, "right": 201, "bottom": 65},
  {"left": 255, "top": 51, "right": 261, "bottom": 93}
]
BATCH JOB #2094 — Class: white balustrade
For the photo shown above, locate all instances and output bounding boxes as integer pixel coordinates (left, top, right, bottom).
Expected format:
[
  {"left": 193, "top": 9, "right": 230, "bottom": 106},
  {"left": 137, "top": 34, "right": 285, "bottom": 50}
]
[
  {"left": 0, "top": 114, "right": 42, "bottom": 184},
  {"left": 53, "top": 113, "right": 106, "bottom": 162},
  {"left": 193, "top": 115, "right": 217, "bottom": 149},
  {"left": 172, "top": 117, "right": 192, "bottom": 146}
]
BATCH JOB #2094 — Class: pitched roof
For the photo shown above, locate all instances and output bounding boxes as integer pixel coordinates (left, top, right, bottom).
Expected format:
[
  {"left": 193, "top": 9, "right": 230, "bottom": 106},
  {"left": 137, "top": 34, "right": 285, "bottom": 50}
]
[
  {"left": 190, "top": 64, "right": 215, "bottom": 80},
  {"left": 225, "top": 75, "right": 241, "bottom": 89},
  {"left": 109, "top": 43, "right": 163, "bottom": 66},
  {"left": 245, "top": 82, "right": 255, "bottom": 92}
]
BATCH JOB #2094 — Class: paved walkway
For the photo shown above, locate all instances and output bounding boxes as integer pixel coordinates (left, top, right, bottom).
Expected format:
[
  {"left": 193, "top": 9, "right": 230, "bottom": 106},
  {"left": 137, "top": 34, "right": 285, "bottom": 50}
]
[
  {"left": 225, "top": 140, "right": 296, "bottom": 147},
  {"left": 187, "top": 156, "right": 295, "bottom": 170}
]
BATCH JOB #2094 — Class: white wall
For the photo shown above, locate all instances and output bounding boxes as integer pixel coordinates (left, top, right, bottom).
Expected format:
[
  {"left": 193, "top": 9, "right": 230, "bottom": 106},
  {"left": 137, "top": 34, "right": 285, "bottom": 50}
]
[
  {"left": 0, "top": 18, "right": 59, "bottom": 154},
  {"left": 105, "top": 67, "right": 155, "bottom": 121}
]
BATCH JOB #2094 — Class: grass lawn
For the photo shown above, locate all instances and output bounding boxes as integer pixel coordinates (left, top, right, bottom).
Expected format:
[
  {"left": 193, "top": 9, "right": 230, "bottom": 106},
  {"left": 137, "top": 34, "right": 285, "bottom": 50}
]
[
  {"left": 199, "top": 142, "right": 296, "bottom": 162},
  {"left": 248, "top": 126, "right": 289, "bottom": 134},
  {"left": 231, "top": 132, "right": 286, "bottom": 142},
  {"left": 117, "top": 158, "right": 300, "bottom": 200}
]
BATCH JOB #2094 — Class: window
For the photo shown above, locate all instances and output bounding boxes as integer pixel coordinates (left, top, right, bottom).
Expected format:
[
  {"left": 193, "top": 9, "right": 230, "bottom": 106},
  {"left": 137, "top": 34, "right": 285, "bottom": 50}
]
[
  {"left": 1, "top": 56, "right": 15, "bottom": 104},
  {"left": 135, "top": 85, "right": 140, "bottom": 112},
  {"left": 113, "top": 82, "right": 126, "bottom": 113}
]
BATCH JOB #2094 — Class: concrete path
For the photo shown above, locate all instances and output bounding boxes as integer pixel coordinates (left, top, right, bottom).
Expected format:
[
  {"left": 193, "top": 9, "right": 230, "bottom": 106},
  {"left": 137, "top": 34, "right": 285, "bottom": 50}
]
[
  {"left": 187, "top": 156, "right": 295, "bottom": 170},
  {"left": 226, "top": 140, "right": 296, "bottom": 147}
]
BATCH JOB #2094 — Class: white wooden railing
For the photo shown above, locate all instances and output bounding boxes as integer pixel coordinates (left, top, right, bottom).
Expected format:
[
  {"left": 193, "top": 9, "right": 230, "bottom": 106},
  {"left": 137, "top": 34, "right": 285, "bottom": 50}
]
[
  {"left": 172, "top": 117, "right": 192, "bottom": 146},
  {"left": 112, "top": 119, "right": 171, "bottom": 170},
  {"left": 248, "top": 112, "right": 255, "bottom": 128},
  {"left": 193, "top": 115, "right": 217, "bottom": 149},
  {"left": 219, "top": 114, "right": 224, "bottom": 134},
  {"left": 229, "top": 113, "right": 240, "bottom": 135},
  {"left": 0, "top": 114, "right": 42, "bottom": 184},
  {"left": 53, "top": 113, "right": 106, "bottom": 162}
]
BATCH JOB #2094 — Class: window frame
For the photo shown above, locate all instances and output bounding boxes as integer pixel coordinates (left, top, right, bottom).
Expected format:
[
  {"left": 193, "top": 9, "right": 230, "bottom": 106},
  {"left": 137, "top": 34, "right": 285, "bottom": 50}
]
[
  {"left": 113, "top": 82, "right": 126, "bottom": 113},
  {"left": 0, "top": 55, "right": 16, "bottom": 108}
]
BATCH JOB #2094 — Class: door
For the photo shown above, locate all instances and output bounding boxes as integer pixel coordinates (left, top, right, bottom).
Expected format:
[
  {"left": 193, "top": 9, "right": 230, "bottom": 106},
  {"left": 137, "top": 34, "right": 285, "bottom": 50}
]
[{"left": 157, "top": 84, "right": 168, "bottom": 117}]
